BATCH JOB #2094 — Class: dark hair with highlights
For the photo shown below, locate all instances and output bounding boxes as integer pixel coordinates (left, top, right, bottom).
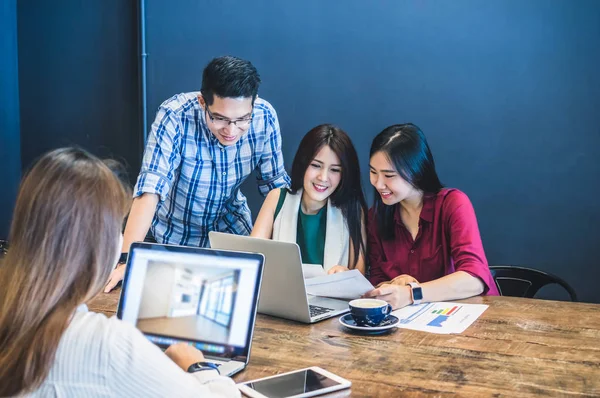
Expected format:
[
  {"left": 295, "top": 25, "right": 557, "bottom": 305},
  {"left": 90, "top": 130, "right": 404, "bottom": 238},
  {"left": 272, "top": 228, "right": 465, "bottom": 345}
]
[
  {"left": 370, "top": 123, "right": 443, "bottom": 240},
  {"left": 290, "top": 124, "right": 367, "bottom": 268},
  {"left": 200, "top": 56, "right": 261, "bottom": 105}
]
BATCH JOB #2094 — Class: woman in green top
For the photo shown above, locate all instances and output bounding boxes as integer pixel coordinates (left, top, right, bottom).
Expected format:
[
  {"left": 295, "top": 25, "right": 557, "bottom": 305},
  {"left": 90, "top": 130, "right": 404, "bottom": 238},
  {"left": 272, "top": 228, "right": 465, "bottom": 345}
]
[{"left": 252, "top": 124, "right": 368, "bottom": 274}]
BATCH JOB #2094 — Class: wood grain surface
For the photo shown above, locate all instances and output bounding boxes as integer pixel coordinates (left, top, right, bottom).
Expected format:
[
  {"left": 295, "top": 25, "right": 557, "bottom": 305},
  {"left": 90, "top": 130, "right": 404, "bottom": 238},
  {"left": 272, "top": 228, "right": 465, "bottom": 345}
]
[{"left": 88, "top": 290, "right": 600, "bottom": 397}]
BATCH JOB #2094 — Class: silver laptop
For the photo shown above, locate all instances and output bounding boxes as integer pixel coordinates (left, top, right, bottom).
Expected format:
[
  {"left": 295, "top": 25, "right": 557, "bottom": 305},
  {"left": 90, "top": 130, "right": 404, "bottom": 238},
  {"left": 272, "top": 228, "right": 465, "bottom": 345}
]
[
  {"left": 209, "top": 232, "right": 349, "bottom": 323},
  {"left": 117, "top": 242, "right": 264, "bottom": 376}
]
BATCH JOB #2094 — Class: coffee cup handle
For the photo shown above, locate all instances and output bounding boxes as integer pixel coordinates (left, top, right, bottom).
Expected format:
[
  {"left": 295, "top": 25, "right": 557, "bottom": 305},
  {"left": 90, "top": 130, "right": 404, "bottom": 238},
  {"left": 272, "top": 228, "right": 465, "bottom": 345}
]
[{"left": 383, "top": 304, "right": 392, "bottom": 314}]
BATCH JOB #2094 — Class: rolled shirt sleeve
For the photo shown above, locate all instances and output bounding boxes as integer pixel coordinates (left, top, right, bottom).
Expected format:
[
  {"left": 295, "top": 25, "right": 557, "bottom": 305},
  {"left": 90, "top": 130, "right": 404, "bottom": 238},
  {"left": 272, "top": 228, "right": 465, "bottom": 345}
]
[
  {"left": 134, "top": 106, "right": 183, "bottom": 202},
  {"left": 443, "top": 191, "right": 498, "bottom": 295},
  {"left": 255, "top": 106, "right": 290, "bottom": 196}
]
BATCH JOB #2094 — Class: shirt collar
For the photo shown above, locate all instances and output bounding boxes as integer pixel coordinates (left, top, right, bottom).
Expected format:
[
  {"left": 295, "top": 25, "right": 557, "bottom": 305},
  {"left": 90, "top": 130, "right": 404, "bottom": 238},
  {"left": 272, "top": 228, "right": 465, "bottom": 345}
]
[{"left": 393, "top": 192, "right": 436, "bottom": 224}]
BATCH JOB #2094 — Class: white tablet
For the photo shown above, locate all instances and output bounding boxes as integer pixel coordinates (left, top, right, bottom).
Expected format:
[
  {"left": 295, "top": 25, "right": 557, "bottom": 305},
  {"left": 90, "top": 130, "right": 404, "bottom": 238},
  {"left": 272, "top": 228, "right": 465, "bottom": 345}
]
[{"left": 237, "top": 366, "right": 351, "bottom": 398}]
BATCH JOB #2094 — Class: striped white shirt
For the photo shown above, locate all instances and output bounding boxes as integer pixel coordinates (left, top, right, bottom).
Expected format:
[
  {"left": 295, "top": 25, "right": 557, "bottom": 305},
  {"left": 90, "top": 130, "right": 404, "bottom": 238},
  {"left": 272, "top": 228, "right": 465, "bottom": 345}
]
[{"left": 24, "top": 311, "right": 240, "bottom": 397}]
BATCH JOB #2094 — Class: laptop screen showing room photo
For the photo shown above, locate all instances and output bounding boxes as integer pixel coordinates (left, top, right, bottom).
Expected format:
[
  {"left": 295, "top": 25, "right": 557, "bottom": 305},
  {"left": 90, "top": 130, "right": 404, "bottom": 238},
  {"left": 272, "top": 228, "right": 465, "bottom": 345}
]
[{"left": 117, "top": 243, "right": 263, "bottom": 360}]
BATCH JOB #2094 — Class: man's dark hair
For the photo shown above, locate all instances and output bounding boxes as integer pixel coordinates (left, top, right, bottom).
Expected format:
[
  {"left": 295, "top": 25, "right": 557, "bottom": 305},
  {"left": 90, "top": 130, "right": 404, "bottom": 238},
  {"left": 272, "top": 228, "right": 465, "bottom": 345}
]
[{"left": 200, "top": 56, "right": 261, "bottom": 105}]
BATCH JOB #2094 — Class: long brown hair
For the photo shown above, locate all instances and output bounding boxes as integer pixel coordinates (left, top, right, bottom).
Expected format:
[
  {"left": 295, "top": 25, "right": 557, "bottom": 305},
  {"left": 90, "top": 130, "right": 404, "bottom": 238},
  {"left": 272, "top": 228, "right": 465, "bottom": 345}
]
[{"left": 0, "top": 148, "right": 130, "bottom": 396}]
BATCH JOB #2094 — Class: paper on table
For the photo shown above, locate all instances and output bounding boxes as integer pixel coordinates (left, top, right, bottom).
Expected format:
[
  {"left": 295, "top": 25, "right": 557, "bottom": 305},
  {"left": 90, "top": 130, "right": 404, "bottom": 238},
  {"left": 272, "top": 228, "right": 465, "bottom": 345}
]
[
  {"left": 391, "top": 302, "right": 488, "bottom": 334},
  {"left": 304, "top": 269, "right": 374, "bottom": 300},
  {"left": 302, "top": 263, "right": 326, "bottom": 279}
]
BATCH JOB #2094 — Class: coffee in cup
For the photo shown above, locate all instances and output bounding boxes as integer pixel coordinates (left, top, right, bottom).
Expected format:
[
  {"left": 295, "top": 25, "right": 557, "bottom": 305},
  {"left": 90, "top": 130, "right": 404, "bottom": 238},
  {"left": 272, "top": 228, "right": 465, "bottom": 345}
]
[{"left": 348, "top": 298, "right": 392, "bottom": 327}]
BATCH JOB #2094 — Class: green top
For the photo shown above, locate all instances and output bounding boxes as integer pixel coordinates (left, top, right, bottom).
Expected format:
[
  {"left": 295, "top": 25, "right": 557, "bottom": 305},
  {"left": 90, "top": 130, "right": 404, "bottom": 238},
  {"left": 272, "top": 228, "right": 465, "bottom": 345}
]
[{"left": 274, "top": 188, "right": 327, "bottom": 266}]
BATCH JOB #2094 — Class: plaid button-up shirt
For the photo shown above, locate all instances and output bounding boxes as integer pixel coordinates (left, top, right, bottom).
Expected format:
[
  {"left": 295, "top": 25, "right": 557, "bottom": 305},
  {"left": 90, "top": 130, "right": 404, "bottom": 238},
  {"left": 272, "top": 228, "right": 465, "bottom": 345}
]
[{"left": 134, "top": 92, "right": 290, "bottom": 247}]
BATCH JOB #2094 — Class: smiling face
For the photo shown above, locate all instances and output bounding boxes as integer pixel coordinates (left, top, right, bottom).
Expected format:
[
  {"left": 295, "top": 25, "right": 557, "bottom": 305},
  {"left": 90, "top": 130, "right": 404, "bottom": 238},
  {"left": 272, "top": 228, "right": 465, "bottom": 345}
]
[
  {"left": 302, "top": 145, "right": 343, "bottom": 207},
  {"left": 199, "top": 95, "right": 253, "bottom": 146},
  {"left": 369, "top": 151, "right": 420, "bottom": 205}
]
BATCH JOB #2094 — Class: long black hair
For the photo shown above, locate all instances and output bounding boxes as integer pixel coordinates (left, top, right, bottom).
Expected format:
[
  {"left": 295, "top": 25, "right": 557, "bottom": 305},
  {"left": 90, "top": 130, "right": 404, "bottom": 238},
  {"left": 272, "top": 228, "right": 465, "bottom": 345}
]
[
  {"left": 290, "top": 124, "right": 368, "bottom": 268},
  {"left": 370, "top": 123, "right": 443, "bottom": 240}
]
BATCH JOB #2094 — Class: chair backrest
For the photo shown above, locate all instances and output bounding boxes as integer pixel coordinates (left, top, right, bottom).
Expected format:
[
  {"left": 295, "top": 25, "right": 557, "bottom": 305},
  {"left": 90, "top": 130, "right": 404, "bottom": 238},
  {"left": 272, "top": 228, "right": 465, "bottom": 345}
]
[
  {"left": 489, "top": 265, "right": 577, "bottom": 301},
  {"left": 0, "top": 239, "right": 8, "bottom": 256}
]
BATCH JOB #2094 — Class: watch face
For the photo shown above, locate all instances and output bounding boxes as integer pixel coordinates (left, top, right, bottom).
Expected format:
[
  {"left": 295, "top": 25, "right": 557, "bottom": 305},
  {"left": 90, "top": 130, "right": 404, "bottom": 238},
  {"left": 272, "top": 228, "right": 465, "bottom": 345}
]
[{"left": 413, "top": 287, "right": 423, "bottom": 301}]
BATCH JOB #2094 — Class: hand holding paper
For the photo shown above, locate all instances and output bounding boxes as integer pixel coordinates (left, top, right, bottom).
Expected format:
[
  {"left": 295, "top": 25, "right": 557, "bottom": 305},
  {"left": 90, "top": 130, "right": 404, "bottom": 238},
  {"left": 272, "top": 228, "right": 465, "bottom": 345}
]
[{"left": 305, "top": 269, "right": 374, "bottom": 300}]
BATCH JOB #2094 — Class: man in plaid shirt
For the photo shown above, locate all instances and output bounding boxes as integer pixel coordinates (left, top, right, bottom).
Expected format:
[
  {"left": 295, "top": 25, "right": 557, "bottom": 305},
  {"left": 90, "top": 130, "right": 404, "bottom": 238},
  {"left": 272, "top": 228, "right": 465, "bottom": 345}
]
[{"left": 105, "top": 56, "right": 290, "bottom": 292}]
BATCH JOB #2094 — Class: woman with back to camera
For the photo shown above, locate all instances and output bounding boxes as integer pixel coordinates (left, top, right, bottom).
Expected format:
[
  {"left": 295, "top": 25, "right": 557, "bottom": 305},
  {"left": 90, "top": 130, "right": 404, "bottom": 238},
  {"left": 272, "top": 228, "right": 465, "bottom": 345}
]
[
  {"left": 252, "top": 124, "right": 368, "bottom": 275},
  {"left": 0, "top": 148, "right": 239, "bottom": 397},
  {"left": 363, "top": 123, "right": 499, "bottom": 309}
]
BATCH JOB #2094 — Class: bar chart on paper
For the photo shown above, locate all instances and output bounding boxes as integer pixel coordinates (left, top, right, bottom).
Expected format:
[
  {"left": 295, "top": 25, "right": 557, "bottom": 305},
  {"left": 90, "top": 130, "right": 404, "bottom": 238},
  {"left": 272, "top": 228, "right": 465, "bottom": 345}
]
[
  {"left": 391, "top": 302, "right": 488, "bottom": 334},
  {"left": 428, "top": 305, "right": 461, "bottom": 327}
]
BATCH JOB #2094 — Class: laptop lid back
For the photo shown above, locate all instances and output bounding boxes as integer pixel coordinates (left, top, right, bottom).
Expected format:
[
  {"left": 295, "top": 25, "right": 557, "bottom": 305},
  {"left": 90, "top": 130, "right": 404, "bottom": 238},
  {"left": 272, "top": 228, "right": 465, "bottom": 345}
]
[
  {"left": 209, "top": 232, "right": 312, "bottom": 323},
  {"left": 117, "top": 242, "right": 264, "bottom": 364}
]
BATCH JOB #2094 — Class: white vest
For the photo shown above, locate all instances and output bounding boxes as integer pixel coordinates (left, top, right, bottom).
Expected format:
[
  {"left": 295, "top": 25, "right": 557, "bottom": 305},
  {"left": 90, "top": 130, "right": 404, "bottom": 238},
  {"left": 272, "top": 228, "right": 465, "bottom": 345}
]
[{"left": 272, "top": 189, "right": 349, "bottom": 271}]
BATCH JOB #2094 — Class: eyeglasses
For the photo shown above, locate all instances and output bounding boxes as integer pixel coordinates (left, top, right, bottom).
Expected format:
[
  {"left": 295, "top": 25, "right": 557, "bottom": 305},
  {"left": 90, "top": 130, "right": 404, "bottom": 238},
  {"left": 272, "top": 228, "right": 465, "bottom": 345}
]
[{"left": 205, "top": 106, "right": 253, "bottom": 129}]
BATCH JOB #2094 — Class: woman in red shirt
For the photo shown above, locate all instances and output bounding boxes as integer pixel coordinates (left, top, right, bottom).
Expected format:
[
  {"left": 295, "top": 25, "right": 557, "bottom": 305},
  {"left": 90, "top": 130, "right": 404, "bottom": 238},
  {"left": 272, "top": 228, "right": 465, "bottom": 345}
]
[{"left": 364, "top": 124, "right": 498, "bottom": 309}]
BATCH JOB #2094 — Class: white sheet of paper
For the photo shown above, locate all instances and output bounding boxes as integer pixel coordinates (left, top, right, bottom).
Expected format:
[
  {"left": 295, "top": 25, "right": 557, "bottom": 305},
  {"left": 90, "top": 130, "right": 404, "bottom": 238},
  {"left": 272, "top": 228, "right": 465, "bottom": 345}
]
[
  {"left": 304, "top": 269, "right": 374, "bottom": 300},
  {"left": 391, "top": 302, "right": 488, "bottom": 334},
  {"left": 302, "top": 263, "right": 326, "bottom": 279}
]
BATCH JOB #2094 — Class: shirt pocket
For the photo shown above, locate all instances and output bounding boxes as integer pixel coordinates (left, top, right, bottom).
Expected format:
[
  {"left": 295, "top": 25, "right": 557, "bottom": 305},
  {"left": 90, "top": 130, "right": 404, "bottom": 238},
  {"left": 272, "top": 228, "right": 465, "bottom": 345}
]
[{"left": 419, "top": 245, "right": 445, "bottom": 283}]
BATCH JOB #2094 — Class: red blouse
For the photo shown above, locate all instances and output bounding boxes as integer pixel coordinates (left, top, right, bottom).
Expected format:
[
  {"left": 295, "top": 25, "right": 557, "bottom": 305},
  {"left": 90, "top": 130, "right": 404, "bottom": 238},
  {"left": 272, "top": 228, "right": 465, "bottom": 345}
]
[{"left": 368, "top": 188, "right": 499, "bottom": 295}]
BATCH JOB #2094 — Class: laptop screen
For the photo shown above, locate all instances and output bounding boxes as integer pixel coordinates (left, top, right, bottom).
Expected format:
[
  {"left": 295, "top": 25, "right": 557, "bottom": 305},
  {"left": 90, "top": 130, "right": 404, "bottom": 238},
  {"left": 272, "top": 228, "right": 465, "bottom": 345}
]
[{"left": 117, "top": 242, "right": 263, "bottom": 360}]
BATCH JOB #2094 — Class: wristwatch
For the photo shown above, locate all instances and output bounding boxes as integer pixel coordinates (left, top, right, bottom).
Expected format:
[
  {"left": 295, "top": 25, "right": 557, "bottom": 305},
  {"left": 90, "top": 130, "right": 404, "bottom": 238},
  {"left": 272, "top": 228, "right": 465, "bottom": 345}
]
[
  {"left": 117, "top": 252, "right": 128, "bottom": 265},
  {"left": 408, "top": 282, "right": 423, "bottom": 305},
  {"left": 187, "top": 361, "right": 220, "bottom": 374}
]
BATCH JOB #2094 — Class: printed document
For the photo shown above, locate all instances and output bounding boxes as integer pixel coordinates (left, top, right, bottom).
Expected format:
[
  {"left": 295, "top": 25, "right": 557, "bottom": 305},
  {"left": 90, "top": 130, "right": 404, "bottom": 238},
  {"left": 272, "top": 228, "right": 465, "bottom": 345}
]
[
  {"left": 392, "top": 302, "right": 488, "bottom": 334},
  {"left": 302, "top": 263, "right": 326, "bottom": 279},
  {"left": 305, "top": 269, "right": 374, "bottom": 300}
]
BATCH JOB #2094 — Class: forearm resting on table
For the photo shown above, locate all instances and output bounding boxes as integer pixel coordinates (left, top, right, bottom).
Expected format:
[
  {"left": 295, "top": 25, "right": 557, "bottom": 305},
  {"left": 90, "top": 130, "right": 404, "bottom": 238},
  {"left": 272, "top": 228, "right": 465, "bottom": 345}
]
[
  {"left": 421, "top": 271, "right": 485, "bottom": 303},
  {"left": 121, "top": 193, "right": 159, "bottom": 252}
]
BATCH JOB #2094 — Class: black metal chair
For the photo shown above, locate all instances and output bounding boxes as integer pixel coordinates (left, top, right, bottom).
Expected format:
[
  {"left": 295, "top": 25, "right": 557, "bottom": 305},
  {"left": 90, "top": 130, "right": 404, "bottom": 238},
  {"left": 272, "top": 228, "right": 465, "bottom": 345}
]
[
  {"left": 489, "top": 265, "right": 577, "bottom": 301},
  {"left": 0, "top": 239, "right": 8, "bottom": 256}
]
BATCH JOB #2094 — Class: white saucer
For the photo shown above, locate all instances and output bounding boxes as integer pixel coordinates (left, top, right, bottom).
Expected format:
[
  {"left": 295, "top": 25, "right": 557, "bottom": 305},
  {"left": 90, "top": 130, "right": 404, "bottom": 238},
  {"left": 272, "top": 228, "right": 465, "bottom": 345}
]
[{"left": 339, "top": 313, "right": 399, "bottom": 333}]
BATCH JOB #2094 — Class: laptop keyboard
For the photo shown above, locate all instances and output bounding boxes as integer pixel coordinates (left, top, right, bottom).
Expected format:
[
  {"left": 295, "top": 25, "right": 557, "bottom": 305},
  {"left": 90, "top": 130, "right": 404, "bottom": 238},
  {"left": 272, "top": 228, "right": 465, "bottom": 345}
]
[{"left": 309, "top": 305, "right": 335, "bottom": 317}]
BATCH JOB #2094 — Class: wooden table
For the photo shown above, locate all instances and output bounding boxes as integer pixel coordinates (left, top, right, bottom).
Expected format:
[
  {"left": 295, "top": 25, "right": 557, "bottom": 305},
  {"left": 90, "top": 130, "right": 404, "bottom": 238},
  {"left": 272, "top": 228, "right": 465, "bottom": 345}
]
[{"left": 89, "top": 290, "right": 600, "bottom": 397}]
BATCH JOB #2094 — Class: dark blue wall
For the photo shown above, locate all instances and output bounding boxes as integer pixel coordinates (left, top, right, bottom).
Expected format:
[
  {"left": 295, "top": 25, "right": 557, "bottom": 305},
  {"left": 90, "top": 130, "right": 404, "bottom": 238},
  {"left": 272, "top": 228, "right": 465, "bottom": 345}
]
[
  {"left": 0, "top": 0, "right": 21, "bottom": 238},
  {"left": 17, "top": 0, "right": 141, "bottom": 181},
  {"left": 144, "top": 0, "right": 600, "bottom": 303},
  {"left": 10, "top": 1, "right": 600, "bottom": 303}
]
